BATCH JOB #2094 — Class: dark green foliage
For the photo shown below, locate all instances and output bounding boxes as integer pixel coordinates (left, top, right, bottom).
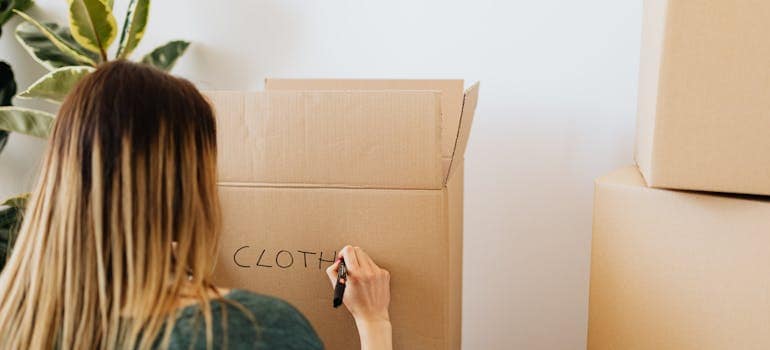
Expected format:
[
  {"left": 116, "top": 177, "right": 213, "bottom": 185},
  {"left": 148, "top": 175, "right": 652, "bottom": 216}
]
[
  {"left": 0, "top": 61, "right": 15, "bottom": 152},
  {"left": 0, "top": 0, "right": 33, "bottom": 36},
  {"left": 0, "top": 61, "right": 15, "bottom": 106},
  {"left": 0, "top": 205, "right": 22, "bottom": 271}
]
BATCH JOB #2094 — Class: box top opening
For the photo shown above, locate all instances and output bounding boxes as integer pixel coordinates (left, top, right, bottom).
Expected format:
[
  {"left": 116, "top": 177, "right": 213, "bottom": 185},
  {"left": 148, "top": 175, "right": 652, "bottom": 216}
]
[
  {"left": 206, "top": 80, "right": 478, "bottom": 189},
  {"left": 265, "top": 78, "right": 479, "bottom": 182}
]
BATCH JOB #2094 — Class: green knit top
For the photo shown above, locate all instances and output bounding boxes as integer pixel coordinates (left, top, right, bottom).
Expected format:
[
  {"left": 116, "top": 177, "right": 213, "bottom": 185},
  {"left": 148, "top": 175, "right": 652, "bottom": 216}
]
[{"left": 164, "top": 289, "right": 324, "bottom": 349}]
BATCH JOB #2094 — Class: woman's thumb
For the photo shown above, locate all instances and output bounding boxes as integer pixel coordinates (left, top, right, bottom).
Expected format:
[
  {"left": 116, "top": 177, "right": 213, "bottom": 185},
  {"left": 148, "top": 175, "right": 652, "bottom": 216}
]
[{"left": 326, "top": 259, "right": 340, "bottom": 287}]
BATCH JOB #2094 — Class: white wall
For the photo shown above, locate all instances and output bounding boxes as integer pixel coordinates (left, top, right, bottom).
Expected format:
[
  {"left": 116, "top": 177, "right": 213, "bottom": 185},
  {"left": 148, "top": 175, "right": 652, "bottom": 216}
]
[{"left": 0, "top": 1, "right": 642, "bottom": 348}]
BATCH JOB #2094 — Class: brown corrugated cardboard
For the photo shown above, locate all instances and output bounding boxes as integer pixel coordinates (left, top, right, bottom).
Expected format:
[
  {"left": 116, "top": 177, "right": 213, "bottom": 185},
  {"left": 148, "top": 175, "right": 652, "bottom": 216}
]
[
  {"left": 446, "top": 162, "right": 464, "bottom": 349},
  {"left": 216, "top": 185, "right": 448, "bottom": 349},
  {"left": 588, "top": 166, "right": 770, "bottom": 349},
  {"left": 206, "top": 90, "right": 443, "bottom": 189},
  {"left": 265, "top": 79, "right": 470, "bottom": 178},
  {"left": 206, "top": 82, "right": 478, "bottom": 349},
  {"left": 635, "top": 0, "right": 770, "bottom": 195},
  {"left": 449, "top": 83, "right": 479, "bottom": 180}
]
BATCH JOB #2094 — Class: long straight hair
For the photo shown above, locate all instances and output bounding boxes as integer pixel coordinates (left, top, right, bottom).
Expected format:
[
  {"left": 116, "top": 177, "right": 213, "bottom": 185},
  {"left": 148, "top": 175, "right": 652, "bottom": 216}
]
[{"left": 0, "top": 60, "right": 222, "bottom": 349}]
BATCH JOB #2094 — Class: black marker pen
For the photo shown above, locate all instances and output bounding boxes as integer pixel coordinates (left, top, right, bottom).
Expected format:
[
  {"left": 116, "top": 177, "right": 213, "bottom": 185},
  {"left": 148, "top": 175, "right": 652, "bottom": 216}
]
[{"left": 333, "top": 258, "right": 347, "bottom": 308}]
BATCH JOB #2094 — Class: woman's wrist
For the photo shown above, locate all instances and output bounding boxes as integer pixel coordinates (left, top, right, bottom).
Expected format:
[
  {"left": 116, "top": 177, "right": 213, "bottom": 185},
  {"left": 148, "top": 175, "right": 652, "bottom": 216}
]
[
  {"left": 355, "top": 316, "right": 393, "bottom": 350},
  {"left": 353, "top": 311, "right": 390, "bottom": 327},
  {"left": 355, "top": 316, "right": 392, "bottom": 330}
]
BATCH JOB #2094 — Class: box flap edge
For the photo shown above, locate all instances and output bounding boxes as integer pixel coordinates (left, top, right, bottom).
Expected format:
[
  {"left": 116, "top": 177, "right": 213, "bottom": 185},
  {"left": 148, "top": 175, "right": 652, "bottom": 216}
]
[{"left": 444, "top": 82, "right": 480, "bottom": 183}]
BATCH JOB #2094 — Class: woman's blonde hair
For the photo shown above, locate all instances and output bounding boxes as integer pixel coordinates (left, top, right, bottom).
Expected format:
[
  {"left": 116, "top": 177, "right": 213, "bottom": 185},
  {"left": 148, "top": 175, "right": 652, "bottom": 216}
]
[{"left": 0, "top": 60, "right": 222, "bottom": 349}]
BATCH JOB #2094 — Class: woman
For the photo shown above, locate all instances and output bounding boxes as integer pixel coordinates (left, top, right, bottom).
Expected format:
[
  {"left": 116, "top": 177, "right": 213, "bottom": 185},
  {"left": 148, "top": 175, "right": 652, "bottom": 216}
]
[{"left": 0, "top": 61, "right": 392, "bottom": 349}]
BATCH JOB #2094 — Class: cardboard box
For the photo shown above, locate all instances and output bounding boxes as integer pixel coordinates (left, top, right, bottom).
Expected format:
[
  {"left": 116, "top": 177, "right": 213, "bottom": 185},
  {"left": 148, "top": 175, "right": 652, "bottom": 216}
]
[
  {"left": 205, "top": 80, "right": 479, "bottom": 349},
  {"left": 588, "top": 166, "right": 770, "bottom": 349},
  {"left": 635, "top": 0, "right": 770, "bottom": 195},
  {"left": 265, "top": 79, "right": 468, "bottom": 179}
]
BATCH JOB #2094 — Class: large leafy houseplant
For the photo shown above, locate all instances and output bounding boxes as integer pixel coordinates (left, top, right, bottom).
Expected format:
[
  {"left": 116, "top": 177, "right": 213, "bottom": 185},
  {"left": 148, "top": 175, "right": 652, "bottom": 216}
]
[
  {"left": 0, "top": 0, "right": 190, "bottom": 270},
  {"left": 0, "top": 1, "right": 33, "bottom": 150},
  {"left": 0, "top": 0, "right": 33, "bottom": 271}
]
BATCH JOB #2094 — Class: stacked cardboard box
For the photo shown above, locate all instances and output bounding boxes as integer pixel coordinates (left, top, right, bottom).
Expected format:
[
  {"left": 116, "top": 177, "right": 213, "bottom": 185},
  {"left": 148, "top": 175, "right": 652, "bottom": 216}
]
[
  {"left": 589, "top": 167, "right": 770, "bottom": 349},
  {"left": 588, "top": 1, "right": 770, "bottom": 348},
  {"left": 205, "top": 79, "right": 479, "bottom": 349},
  {"left": 634, "top": 0, "right": 770, "bottom": 195}
]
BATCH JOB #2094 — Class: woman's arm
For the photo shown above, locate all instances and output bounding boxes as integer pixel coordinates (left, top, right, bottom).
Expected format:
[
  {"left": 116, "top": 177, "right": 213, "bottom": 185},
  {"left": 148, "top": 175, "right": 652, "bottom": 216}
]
[
  {"left": 327, "top": 245, "right": 392, "bottom": 350},
  {"left": 354, "top": 319, "right": 393, "bottom": 350}
]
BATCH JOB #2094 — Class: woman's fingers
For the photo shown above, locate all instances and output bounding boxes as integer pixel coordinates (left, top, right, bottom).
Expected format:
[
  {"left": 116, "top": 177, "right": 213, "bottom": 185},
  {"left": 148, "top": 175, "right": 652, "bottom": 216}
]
[
  {"left": 355, "top": 246, "right": 377, "bottom": 270},
  {"left": 326, "top": 245, "right": 392, "bottom": 324},
  {"left": 326, "top": 259, "right": 340, "bottom": 287},
  {"left": 339, "top": 245, "right": 360, "bottom": 272}
]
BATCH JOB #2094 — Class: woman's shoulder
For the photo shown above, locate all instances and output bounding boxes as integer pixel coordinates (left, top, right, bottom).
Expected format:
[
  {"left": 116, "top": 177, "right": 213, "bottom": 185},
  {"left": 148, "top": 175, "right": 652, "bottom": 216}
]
[
  {"left": 223, "top": 290, "right": 324, "bottom": 349},
  {"left": 225, "top": 289, "right": 298, "bottom": 311},
  {"left": 224, "top": 289, "right": 313, "bottom": 326},
  {"left": 171, "top": 289, "right": 324, "bottom": 349}
]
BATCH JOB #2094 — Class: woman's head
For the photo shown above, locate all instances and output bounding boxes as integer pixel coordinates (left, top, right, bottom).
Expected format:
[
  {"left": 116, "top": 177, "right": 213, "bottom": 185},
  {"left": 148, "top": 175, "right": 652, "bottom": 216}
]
[{"left": 0, "top": 60, "right": 221, "bottom": 349}]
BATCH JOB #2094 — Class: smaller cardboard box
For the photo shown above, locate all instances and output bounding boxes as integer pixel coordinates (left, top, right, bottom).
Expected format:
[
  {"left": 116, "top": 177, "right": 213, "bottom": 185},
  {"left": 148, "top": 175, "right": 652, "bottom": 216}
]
[
  {"left": 635, "top": 0, "right": 770, "bottom": 195},
  {"left": 206, "top": 79, "right": 479, "bottom": 349},
  {"left": 588, "top": 166, "right": 770, "bottom": 349}
]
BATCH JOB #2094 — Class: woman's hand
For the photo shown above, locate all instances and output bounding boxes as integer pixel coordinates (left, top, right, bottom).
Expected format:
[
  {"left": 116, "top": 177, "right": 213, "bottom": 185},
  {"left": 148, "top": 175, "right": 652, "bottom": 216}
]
[{"left": 327, "top": 245, "right": 392, "bottom": 350}]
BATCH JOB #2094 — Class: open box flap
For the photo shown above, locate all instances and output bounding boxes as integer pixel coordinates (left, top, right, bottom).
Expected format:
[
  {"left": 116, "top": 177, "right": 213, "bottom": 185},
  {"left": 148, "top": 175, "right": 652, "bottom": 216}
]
[
  {"left": 445, "top": 82, "right": 480, "bottom": 182},
  {"left": 206, "top": 90, "right": 443, "bottom": 189},
  {"left": 265, "top": 79, "right": 465, "bottom": 176}
]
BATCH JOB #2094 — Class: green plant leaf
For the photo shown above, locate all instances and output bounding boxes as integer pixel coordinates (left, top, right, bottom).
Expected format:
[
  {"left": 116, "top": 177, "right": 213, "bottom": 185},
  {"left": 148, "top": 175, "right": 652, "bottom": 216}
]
[
  {"left": 0, "top": 192, "right": 28, "bottom": 272},
  {"left": 15, "top": 21, "right": 99, "bottom": 70},
  {"left": 116, "top": 0, "right": 148, "bottom": 59},
  {"left": 16, "top": 0, "right": 32, "bottom": 10},
  {"left": 1, "top": 193, "right": 28, "bottom": 208},
  {"left": 0, "top": 229, "right": 8, "bottom": 245},
  {"left": 18, "top": 66, "right": 93, "bottom": 103},
  {"left": 0, "top": 0, "right": 33, "bottom": 36},
  {"left": 0, "top": 1, "right": 13, "bottom": 30},
  {"left": 0, "top": 61, "right": 16, "bottom": 106},
  {"left": 0, "top": 129, "right": 7, "bottom": 154},
  {"left": 67, "top": 0, "right": 117, "bottom": 58},
  {"left": 14, "top": 10, "right": 97, "bottom": 68},
  {"left": 0, "top": 106, "right": 54, "bottom": 138},
  {"left": 0, "top": 240, "right": 7, "bottom": 267},
  {"left": 0, "top": 240, "right": 9, "bottom": 271},
  {"left": 0, "top": 131, "right": 7, "bottom": 152},
  {"left": 0, "top": 61, "right": 16, "bottom": 154},
  {"left": 141, "top": 40, "right": 189, "bottom": 72},
  {"left": 0, "top": 209, "right": 18, "bottom": 230}
]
